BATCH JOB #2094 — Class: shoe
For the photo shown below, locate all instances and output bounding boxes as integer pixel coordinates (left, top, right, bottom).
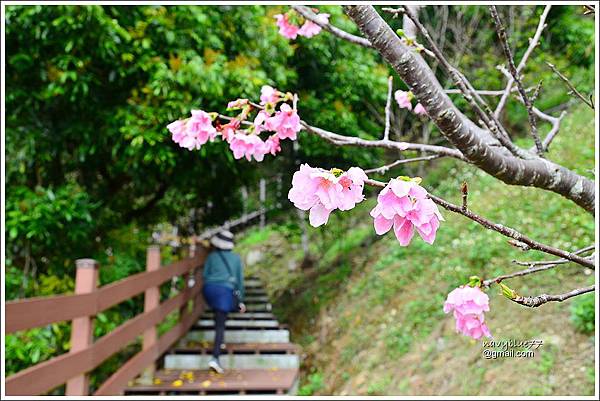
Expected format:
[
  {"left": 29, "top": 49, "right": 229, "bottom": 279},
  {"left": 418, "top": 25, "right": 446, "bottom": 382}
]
[{"left": 208, "top": 357, "right": 224, "bottom": 374}]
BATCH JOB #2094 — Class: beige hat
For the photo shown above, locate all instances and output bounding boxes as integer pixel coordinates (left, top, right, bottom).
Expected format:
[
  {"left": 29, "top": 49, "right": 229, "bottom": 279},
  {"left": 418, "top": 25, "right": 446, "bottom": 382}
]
[{"left": 210, "top": 230, "right": 234, "bottom": 250}]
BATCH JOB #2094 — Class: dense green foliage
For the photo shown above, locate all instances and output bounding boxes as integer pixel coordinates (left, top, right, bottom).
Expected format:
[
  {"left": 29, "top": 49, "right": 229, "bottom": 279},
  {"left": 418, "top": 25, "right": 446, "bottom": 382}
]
[{"left": 5, "top": 5, "right": 388, "bottom": 281}]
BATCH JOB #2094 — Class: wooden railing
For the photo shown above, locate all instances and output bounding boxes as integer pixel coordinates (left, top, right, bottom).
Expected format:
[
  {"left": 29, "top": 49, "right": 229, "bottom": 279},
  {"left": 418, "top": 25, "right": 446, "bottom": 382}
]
[{"left": 5, "top": 243, "right": 207, "bottom": 396}]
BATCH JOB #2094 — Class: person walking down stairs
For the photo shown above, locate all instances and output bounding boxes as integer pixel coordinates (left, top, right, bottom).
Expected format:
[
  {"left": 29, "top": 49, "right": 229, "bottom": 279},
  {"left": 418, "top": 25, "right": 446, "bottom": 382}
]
[{"left": 202, "top": 230, "right": 246, "bottom": 374}]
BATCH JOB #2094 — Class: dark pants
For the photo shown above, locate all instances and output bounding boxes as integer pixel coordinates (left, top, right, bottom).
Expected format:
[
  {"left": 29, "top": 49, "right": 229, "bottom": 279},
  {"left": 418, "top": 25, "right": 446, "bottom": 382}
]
[{"left": 213, "top": 310, "right": 227, "bottom": 359}]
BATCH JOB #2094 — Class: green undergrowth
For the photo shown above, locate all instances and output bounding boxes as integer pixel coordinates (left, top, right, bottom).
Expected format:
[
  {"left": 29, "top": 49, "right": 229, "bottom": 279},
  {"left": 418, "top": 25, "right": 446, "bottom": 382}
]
[{"left": 236, "top": 105, "right": 595, "bottom": 396}]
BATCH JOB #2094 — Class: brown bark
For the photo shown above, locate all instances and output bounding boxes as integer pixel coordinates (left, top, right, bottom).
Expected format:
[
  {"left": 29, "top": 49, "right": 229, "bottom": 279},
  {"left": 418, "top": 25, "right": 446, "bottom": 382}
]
[{"left": 344, "top": 5, "right": 595, "bottom": 214}]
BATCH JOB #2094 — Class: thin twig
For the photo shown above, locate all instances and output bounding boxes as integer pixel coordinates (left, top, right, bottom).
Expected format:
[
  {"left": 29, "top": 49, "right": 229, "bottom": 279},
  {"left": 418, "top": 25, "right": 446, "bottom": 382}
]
[
  {"left": 445, "top": 87, "right": 535, "bottom": 96},
  {"left": 510, "top": 285, "right": 594, "bottom": 308},
  {"left": 292, "top": 5, "right": 373, "bottom": 48},
  {"left": 530, "top": 80, "right": 543, "bottom": 104},
  {"left": 482, "top": 245, "right": 595, "bottom": 287},
  {"left": 513, "top": 244, "right": 595, "bottom": 266},
  {"left": 546, "top": 62, "right": 595, "bottom": 109},
  {"left": 363, "top": 177, "right": 595, "bottom": 269},
  {"left": 364, "top": 155, "right": 442, "bottom": 174},
  {"left": 490, "top": 6, "right": 544, "bottom": 154},
  {"left": 532, "top": 108, "right": 567, "bottom": 151},
  {"left": 383, "top": 76, "right": 393, "bottom": 141},
  {"left": 301, "top": 121, "right": 467, "bottom": 160},
  {"left": 583, "top": 5, "right": 595, "bottom": 15},
  {"left": 494, "top": 5, "right": 551, "bottom": 117}
]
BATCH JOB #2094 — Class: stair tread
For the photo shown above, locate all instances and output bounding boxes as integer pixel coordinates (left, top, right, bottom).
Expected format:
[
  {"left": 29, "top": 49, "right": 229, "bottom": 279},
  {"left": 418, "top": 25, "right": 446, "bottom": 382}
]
[
  {"left": 196, "top": 320, "right": 280, "bottom": 328},
  {"left": 173, "top": 342, "right": 300, "bottom": 354},
  {"left": 201, "top": 312, "right": 276, "bottom": 320},
  {"left": 127, "top": 368, "right": 298, "bottom": 393}
]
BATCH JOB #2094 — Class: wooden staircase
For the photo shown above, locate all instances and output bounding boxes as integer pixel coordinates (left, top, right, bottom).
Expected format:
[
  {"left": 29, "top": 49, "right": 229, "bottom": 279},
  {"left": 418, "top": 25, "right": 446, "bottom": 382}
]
[{"left": 125, "top": 278, "right": 300, "bottom": 395}]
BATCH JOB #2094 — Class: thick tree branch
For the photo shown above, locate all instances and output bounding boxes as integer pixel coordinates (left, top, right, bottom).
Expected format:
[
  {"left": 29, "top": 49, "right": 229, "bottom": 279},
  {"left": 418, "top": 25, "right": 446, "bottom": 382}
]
[
  {"left": 494, "top": 5, "right": 552, "bottom": 117},
  {"left": 344, "top": 5, "right": 595, "bottom": 213},
  {"left": 490, "top": 6, "right": 544, "bottom": 154},
  {"left": 400, "top": 5, "right": 527, "bottom": 159}
]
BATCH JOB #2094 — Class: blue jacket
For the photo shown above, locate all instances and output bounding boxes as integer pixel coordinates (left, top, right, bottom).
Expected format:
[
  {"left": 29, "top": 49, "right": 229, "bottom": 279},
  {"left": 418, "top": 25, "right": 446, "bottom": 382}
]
[{"left": 202, "top": 250, "right": 245, "bottom": 301}]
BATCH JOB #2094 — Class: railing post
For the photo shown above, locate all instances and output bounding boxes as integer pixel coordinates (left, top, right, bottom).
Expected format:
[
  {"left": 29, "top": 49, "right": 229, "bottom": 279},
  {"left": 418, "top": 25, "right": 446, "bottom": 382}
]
[
  {"left": 65, "top": 258, "right": 99, "bottom": 396},
  {"left": 192, "top": 241, "right": 204, "bottom": 314},
  {"left": 138, "top": 246, "right": 161, "bottom": 385},
  {"left": 259, "top": 178, "right": 266, "bottom": 229},
  {"left": 180, "top": 242, "right": 197, "bottom": 318}
]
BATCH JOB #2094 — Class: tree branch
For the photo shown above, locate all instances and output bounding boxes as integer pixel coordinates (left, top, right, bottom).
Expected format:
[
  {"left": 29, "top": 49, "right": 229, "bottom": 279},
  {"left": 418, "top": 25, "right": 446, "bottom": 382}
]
[
  {"left": 363, "top": 176, "right": 595, "bottom": 269},
  {"left": 494, "top": 5, "right": 552, "bottom": 117},
  {"left": 343, "top": 5, "right": 595, "bottom": 213},
  {"left": 490, "top": 6, "right": 544, "bottom": 154},
  {"left": 400, "top": 5, "right": 528, "bottom": 160},
  {"left": 509, "top": 285, "right": 594, "bottom": 308},
  {"left": 482, "top": 245, "right": 595, "bottom": 287},
  {"left": 292, "top": 5, "right": 373, "bottom": 48},
  {"left": 364, "top": 155, "right": 442, "bottom": 175},
  {"left": 546, "top": 62, "right": 595, "bottom": 109},
  {"left": 300, "top": 121, "right": 467, "bottom": 160},
  {"left": 383, "top": 76, "right": 393, "bottom": 141}
]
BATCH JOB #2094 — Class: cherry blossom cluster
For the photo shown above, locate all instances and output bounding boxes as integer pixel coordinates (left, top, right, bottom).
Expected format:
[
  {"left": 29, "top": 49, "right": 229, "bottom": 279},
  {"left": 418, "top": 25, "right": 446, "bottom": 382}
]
[
  {"left": 288, "top": 164, "right": 368, "bottom": 227},
  {"left": 274, "top": 9, "right": 330, "bottom": 40},
  {"left": 370, "top": 177, "right": 443, "bottom": 246},
  {"left": 167, "top": 86, "right": 301, "bottom": 162},
  {"left": 395, "top": 90, "right": 428, "bottom": 116},
  {"left": 444, "top": 285, "right": 492, "bottom": 340}
]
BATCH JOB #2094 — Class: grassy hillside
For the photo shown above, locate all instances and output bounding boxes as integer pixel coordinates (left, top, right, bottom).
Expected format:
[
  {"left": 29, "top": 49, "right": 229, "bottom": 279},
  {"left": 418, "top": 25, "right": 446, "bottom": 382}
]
[{"left": 236, "top": 105, "right": 596, "bottom": 396}]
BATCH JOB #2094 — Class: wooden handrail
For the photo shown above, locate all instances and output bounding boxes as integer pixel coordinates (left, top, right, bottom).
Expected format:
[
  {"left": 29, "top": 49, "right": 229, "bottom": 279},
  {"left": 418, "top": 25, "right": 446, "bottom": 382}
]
[
  {"left": 95, "top": 292, "right": 205, "bottom": 395},
  {"left": 5, "top": 245, "right": 207, "bottom": 396},
  {"left": 5, "top": 254, "right": 201, "bottom": 334}
]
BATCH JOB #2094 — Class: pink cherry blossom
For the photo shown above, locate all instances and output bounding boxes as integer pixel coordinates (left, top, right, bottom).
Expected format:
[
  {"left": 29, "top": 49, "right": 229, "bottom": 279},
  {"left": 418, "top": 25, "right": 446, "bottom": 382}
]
[
  {"left": 219, "top": 120, "right": 239, "bottom": 143},
  {"left": 394, "top": 90, "right": 413, "bottom": 110},
  {"left": 443, "top": 285, "right": 492, "bottom": 340},
  {"left": 288, "top": 164, "right": 367, "bottom": 227},
  {"left": 264, "top": 135, "right": 281, "bottom": 155},
  {"left": 167, "top": 120, "right": 187, "bottom": 146},
  {"left": 253, "top": 110, "right": 269, "bottom": 134},
  {"left": 260, "top": 86, "right": 280, "bottom": 105},
  {"left": 229, "top": 133, "right": 269, "bottom": 162},
  {"left": 274, "top": 14, "right": 299, "bottom": 39},
  {"left": 298, "top": 13, "right": 329, "bottom": 38},
  {"left": 370, "top": 178, "right": 443, "bottom": 246},
  {"left": 227, "top": 98, "right": 249, "bottom": 109},
  {"left": 168, "top": 110, "right": 217, "bottom": 151},
  {"left": 265, "top": 103, "right": 302, "bottom": 140},
  {"left": 414, "top": 103, "right": 427, "bottom": 115},
  {"left": 187, "top": 109, "right": 217, "bottom": 144}
]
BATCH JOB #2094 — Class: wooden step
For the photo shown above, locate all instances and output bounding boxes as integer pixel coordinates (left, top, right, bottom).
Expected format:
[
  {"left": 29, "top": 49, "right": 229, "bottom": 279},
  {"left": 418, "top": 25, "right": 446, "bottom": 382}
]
[
  {"left": 164, "top": 354, "right": 300, "bottom": 370},
  {"left": 126, "top": 368, "right": 298, "bottom": 395},
  {"left": 245, "top": 289, "right": 267, "bottom": 296},
  {"left": 172, "top": 342, "right": 300, "bottom": 355},
  {"left": 244, "top": 295, "right": 269, "bottom": 303},
  {"left": 196, "top": 319, "right": 280, "bottom": 329},
  {"left": 206, "top": 303, "right": 271, "bottom": 312},
  {"left": 184, "top": 329, "right": 290, "bottom": 343},
  {"left": 201, "top": 312, "right": 276, "bottom": 320},
  {"left": 244, "top": 279, "right": 262, "bottom": 287}
]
